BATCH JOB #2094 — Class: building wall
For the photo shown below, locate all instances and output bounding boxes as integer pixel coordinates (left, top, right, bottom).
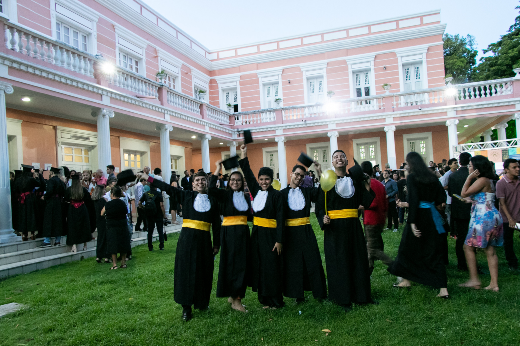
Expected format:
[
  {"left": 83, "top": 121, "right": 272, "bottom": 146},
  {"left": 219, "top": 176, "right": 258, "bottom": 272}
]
[
  {"left": 18, "top": 0, "right": 52, "bottom": 37},
  {"left": 240, "top": 73, "right": 261, "bottom": 111}
]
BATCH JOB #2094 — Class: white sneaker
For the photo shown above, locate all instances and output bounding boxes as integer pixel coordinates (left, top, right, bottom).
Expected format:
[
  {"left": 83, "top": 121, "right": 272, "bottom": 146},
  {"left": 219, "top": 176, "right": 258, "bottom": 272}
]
[{"left": 393, "top": 229, "right": 398, "bottom": 232}]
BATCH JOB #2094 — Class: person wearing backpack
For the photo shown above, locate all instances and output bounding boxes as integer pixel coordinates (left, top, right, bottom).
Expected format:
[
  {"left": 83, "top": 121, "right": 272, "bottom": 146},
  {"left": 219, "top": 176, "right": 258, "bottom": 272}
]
[{"left": 139, "top": 182, "right": 165, "bottom": 251}]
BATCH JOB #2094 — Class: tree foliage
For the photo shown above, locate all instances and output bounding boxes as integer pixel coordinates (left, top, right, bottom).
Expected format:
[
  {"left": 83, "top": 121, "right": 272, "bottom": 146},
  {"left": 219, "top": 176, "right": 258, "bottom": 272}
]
[{"left": 443, "top": 34, "right": 478, "bottom": 83}]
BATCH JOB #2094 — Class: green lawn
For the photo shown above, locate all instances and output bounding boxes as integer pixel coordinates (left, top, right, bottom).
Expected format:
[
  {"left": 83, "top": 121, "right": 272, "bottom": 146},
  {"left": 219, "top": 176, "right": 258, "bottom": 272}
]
[{"left": 1, "top": 214, "right": 520, "bottom": 345}]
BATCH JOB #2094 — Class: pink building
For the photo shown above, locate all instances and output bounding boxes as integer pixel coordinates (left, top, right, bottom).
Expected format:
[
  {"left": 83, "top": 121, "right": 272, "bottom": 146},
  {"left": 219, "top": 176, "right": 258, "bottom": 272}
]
[{"left": 1, "top": 0, "right": 519, "bottom": 242}]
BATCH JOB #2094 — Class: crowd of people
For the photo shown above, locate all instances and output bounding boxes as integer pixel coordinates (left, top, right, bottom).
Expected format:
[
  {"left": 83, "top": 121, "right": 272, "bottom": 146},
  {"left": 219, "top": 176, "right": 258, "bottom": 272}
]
[{"left": 9, "top": 147, "right": 520, "bottom": 321}]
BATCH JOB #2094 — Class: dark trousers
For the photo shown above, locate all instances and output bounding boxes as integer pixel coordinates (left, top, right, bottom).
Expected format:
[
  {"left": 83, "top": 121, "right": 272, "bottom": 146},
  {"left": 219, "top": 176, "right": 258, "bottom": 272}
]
[
  {"left": 147, "top": 217, "right": 164, "bottom": 250},
  {"left": 398, "top": 207, "right": 407, "bottom": 224},
  {"left": 503, "top": 223, "right": 518, "bottom": 268},
  {"left": 453, "top": 218, "right": 470, "bottom": 269},
  {"left": 387, "top": 200, "right": 399, "bottom": 229},
  {"left": 135, "top": 208, "right": 148, "bottom": 231},
  {"left": 364, "top": 224, "right": 393, "bottom": 271}
]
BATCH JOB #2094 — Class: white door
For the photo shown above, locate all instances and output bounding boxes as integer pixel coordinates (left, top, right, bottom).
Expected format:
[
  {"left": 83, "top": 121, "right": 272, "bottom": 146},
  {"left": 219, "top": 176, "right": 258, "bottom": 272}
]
[
  {"left": 310, "top": 147, "right": 330, "bottom": 171},
  {"left": 356, "top": 142, "right": 378, "bottom": 166},
  {"left": 264, "top": 83, "right": 279, "bottom": 108},
  {"left": 308, "top": 77, "right": 324, "bottom": 104},
  {"left": 224, "top": 89, "right": 238, "bottom": 112},
  {"left": 264, "top": 150, "right": 279, "bottom": 179},
  {"left": 407, "top": 138, "right": 429, "bottom": 162},
  {"left": 403, "top": 63, "right": 423, "bottom": 105},
  {"left": 61, "top": 145, "right": 91, "bottom": 172},
  {"left": 355, "top": 71, "right": 371, "bottom": 98}
]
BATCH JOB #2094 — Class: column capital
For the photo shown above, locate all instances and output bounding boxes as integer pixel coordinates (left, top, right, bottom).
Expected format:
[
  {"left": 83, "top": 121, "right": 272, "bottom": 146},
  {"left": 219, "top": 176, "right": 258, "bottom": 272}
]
[
  {"left": 483, "top": 129, "right": 493, "bottom": 135},
  {"left": 446, "top": 119, "right": 459, "bottom": 126},
  {"left": 495, "top": 122, "right": 508, "bottom": 129},
  {"left": 384, "top": 125, "right": 396, "bottom": 133},
  {"left": 275, "top": 136, "right": 285, "bottom": 143},
  {"left": 156, "top": 124, "right": 173, "bottom": 132},
  {"left": 202, "top": 134, "right": 212, "bottom": 141},
  {"left": 514, "top": 113, "right": 520, "bottom": 120},
  {"left": 0, "top": 81, "right": 13, "bottom": 94},
  {"left": 327, "top": 131, "right": 339, "bottom": 138},
  {"left": 92, "top": 108, "right": 114, "bottom": 118}
]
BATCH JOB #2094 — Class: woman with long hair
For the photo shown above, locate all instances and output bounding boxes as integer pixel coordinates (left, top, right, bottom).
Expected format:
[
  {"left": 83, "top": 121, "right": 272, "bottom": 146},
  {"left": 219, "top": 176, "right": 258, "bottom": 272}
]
[
  {"left": 210, "top": 160, "right": 252, "bottom": 312},
  {"left": 388, "top": 152, "right": 449, "bottom": 298},
  {"left": 65, "top": 174, "right": 93, "bottom": 252},
  {"left": 459, "top": 155, "right": 503, "bottom": 291},
  {"left": 101, "top": 185, "right": 131, "bottom": 270},
  {"left": 92, "top": 184, "right": 109, "bottom": 263},
  {"left": 14, "top": 167, "right": 41, "bottom": 241}
]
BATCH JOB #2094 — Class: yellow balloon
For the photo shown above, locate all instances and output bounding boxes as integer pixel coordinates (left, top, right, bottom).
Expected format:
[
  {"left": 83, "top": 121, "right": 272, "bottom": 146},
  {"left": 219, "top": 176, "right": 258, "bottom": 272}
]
[
  {"left": 272, "top": 179, "right": 281, "bottom": 190},
  {"left": 320, "top": 169, "right": 337, "bottom": 192}
]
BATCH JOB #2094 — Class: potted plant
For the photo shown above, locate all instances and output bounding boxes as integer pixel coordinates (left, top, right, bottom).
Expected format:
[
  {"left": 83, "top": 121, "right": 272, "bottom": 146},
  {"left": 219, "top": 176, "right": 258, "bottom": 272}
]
[
  {"left": 327, "top": 90, "right": 335, "bottom": 99},
  {"left": 156, "top": 70, "right": 167, "bottom": 84},
  {"left": 197, "top": 89, "right": 206, "bottom": 101},
  {"left": 444, "top": 74, "right": 453, "bottom": 85},
  {"left": 274, "top": 98, "right": 282, "bottom": 107},
  {"left": 382, "top": 83, "right": 391, "bottom": 93},
  {"left": 513, "top": 66, "right": 520, "bottom": 78},
  {"left": 226, "top": 103, "right": 233, "bottom": 112}
]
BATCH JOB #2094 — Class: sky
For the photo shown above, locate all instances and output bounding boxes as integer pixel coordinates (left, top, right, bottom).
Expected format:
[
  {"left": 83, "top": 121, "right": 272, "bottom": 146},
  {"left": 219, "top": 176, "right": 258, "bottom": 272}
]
[{"left": 141, "top": 0, "right": 519, "bottom": 60}]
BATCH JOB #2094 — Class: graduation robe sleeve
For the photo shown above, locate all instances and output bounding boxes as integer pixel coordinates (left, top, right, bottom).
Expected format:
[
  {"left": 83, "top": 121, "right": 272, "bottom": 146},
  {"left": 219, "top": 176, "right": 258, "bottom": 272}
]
[{"left": 239, "top": 157, "right": 260, "bottom": 197}]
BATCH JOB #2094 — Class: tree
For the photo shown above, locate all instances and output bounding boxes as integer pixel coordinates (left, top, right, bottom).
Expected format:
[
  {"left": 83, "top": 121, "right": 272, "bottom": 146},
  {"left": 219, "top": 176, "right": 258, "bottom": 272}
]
[
  {"left": 473, "top": 4, "right": 520, "bottom": 81},
  {"left": 443, "top": 34, "right": 478, "bottom": 83}
]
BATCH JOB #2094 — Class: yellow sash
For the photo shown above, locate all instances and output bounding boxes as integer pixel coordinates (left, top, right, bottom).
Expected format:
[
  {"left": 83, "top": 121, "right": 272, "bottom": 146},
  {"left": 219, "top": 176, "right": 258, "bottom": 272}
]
[
  {"left": 328, "top": 209, "right": 358, "bottom": 220},
  {"left": 285, "top": 217, "right": 310, "bottom": 227},
  {"left": 182, "top": 219, "right": 211, "bottom": 231},
  {"left": 253, "top": 217, "right": 277, "bottom": 228},
  {"left": 222, "top": 216, "right": 248, "bottom": 226}
]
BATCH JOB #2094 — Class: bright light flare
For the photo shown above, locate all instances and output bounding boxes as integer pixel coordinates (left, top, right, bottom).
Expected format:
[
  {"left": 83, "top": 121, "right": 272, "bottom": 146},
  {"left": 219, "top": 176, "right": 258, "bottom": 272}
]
[
  {"left": 324, "top": 101, "right": 341, "bottom": 113},
  {"left": 101, "top": 61, "right": 116, "bottom": 75},
  {"left": 445, "top": 87, "right": 458, "bottom": 97}
]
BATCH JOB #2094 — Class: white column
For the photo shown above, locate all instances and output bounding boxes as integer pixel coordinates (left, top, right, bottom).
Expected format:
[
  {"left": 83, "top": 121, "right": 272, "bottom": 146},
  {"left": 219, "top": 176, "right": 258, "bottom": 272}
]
[
  {"left": 496, "top": 122, "right": 508, "bottom": 141},
  {"left": 483, "top": 129, "right": 493, "bottom": 142},
  {"left": 275, "top": 136, "right": 287, "bottom": 188},
  {"left": 228, "top": 141, "right": 237, "bottom": 172},
  {"left": 384, "top": 126, "right": 397, "bottom": 169},
  {"left": 0, "top": 81, "right": 19, "bottom": 244},
  {"left": 446, "top": 119, "right": 459, "bottom": 158},
  {"left": 93, "top": 108, "right": 114, "bottom": 176},
  {"left": 201, "top": 134, "right": 211, "bottom": 173},
  {"left": 327, "top": 131, "right": 339, "bottom": 155},
  {"left": 515, "top": 113, "right": 520, "bottom": 140},
  {"left": 158, "top": 124, "right": 173, "bottom": 216}
]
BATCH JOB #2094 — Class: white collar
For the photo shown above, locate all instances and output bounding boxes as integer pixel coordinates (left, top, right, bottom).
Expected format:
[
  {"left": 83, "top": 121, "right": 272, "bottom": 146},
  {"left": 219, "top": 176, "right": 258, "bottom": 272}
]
[
  {"left": 252, "top": 190, "right": 268, "bottom": 212},
  {"left": 335, "top": 176, "right": 355, "bottom": 199},
  {"left": 194, "top": 193, "right": 211, "bottom": 212},
  {"left": 232, "top": 191, "right": 249, "bottom": 211},
  {"left": 288, "top": 187, "right": 305, "bottom": 211}
]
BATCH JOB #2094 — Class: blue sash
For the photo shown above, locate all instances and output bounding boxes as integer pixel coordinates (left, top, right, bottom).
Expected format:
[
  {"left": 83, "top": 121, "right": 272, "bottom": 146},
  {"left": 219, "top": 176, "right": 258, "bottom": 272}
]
[{"left": 419, "top": 201, "right": 445, "bottom": 234}]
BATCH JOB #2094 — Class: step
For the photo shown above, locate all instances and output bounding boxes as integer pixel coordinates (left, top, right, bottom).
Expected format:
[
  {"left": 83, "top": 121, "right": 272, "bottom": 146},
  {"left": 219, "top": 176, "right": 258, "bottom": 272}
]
[{"left": 0, "top": 229, "right": 180, "bottom": 279}]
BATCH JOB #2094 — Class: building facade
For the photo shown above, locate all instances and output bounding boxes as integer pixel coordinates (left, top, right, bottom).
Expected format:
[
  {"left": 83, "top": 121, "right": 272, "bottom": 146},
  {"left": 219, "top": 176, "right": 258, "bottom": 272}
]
[{"left": 1, "top": 0, "right": 520, "bottom": 241}]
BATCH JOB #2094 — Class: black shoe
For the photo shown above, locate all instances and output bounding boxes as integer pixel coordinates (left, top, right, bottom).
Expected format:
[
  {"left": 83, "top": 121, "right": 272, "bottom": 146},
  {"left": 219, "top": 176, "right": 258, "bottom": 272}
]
[
  {"left": 54, "top": 242, "right": 60, "bottom": 246},
  {"left": 182, "top": 310, "right": 192, "bottom": 322},
  {"left": 164, "top": 233, "right": 168, "bottom": 241},
  {"left": 40, "top": 242, "right": 52, "bottom": 248}
]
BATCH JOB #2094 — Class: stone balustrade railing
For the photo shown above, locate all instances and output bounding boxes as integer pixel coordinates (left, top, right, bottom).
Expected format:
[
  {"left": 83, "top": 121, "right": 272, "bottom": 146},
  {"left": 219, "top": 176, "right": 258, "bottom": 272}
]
[
  {"left": 451, "top": 78, "right": 514, "bottom": 100},
  {"left": 166, "top": 89, "right": 202, "bottom": 115},
  {"left": 206, "top": 104, "right": 230, "bottom": 124},
  {"left": 107, "top": 68, "right": 159, "bottom": 98},
  {"left": 4, "top": 21, "right": 95, "bottom": 77},
  {"left": 234, "top": 110, "right": 276, "bottom": 125},
  {"left": 455, "top": 138, "right": 519, "bottom": 154}
]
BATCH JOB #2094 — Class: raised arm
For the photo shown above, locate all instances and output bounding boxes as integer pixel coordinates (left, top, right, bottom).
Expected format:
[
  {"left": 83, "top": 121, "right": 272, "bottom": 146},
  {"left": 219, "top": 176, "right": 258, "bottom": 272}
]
[
  {"left": 145, "top": 174, "right": 183, "bottom": 202},
  {"left": 238, "top": 145, "right": 260, "bottom": 197},
  {"left": 208, "top": 174, "right": 226, "bottom": 200}
]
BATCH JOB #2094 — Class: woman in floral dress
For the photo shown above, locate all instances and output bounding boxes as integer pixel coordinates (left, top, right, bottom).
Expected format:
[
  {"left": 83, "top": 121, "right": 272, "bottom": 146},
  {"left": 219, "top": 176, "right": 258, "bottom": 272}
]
[{"left": 460, "top": 155, "right": 503, "bottom": 292}]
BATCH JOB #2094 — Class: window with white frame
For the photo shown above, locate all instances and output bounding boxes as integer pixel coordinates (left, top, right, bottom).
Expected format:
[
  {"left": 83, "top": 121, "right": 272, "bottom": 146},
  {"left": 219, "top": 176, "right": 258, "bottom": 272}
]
[
  {"left": 56, "top": 21, "right": 88, "bottom": 52},
  {"left": 355, "top": 71, "right": 371, "bottom": 98},
  {"left": 119, "top": 51, "right": 140, "bottom": 73},
  {"left": 165, "top": 75, "right": 176, "bottom": 90},
  {"left": 194, "top": 85, "right": 207, "bottom": 101},
  {"left": 123, "top": 150, "right": 142, "bottom": 171},
  {"left": 224, "top": 88, "right": 238, "bottom": 112},
  {"left": 171, "top": 155, "right": 179, "bottom": 171},
  {"left": 0, "top": 0, "right": 4, "bottom": 14},
  {"left": 264, "top": 82, "right": 279, "bottom": 108},
  {"left": 307, "top": 77, "right": 324, "bottom": 104},
  {"left": 356, "top": 142, "right": 377, "bottom": 166},
  {"left": 403, "top": 63, "right": 423, "bottom": 92}
]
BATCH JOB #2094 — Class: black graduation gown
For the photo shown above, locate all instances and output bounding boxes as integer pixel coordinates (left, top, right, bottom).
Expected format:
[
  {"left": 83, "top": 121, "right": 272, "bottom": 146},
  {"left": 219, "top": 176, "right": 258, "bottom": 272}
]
[
  {"left": 34, "top": 174, "right": 46, "bottom": 236},
  {"left": 150, "top": 178, "right": 221, "bottom": 309},
  {"left": 316, "top": 175, "right": 375, "bottom": 306},
  {"left": 280, "top": 186, "right": 327, "bottom": 299},
  {"left": 105, "top": 198, "right": 131, "bottom": 254},
  {"left": 239, "top": 157, "right": 285, "bottom": 308},
  {"left": 388, "top": 174, "right": 447, "bottom": 288},
  {"left": 94, "top": 198, "right": 108, "bottom": 258},
  {"left": 65, "top": 187, "right": 93, "bottom": 246},
  {"left": 209, "top": 175, "right": 252, "bottom": 299},
  {"left": 10, "top": 180, "right": 19, "bottom": 232},
  {"left": 42, "top": 176, "right": 66, "bottom": 238},
  {"left": 15, "top": 178, "right": 40, "bottom": 236}
]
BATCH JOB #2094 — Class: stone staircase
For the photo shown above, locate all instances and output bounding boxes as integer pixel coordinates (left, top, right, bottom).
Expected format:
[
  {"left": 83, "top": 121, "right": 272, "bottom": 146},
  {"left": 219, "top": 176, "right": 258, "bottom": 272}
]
[{"left": 0, "top": 221, "right": 183, "bottom": 279}]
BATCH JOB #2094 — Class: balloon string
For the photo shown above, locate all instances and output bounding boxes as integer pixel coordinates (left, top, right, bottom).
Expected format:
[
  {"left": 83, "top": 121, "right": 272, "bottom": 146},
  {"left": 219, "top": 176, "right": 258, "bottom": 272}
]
[{"left": 325, "top": 191, "right": 328, "bottom": 216}]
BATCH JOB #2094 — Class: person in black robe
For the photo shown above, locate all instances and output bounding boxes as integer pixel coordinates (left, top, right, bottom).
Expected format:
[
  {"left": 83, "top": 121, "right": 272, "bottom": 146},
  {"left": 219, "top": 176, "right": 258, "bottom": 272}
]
[
  {"left": 316, "top": 150, "right": 375, "bottom": 311},
  {"left": 280, "top": 163, "right": 327, "bottom": 302},
  {"left": 92, "top": 184, "right": 109, "bottom": 263},
  {"left": 239, "top": 145, "right": 285, "bottom": 309},
  {"left": 210, "top": 160, "right": 251, "bottom": 312},
  {"left": 388, "top": 151, "right": 449, "bottom": 299},
  {"left": 65, "top": 174, "right": 92, "bottom": 252},
  {"left": 33, "top": 169, "right": 46, "bottom": 238},
  {"left": 102, "top": 185, "right": 131, "bottom": 269},
  {"left": 41, "top": 167, "right": 66, "bottom": 247},
  {"left": 14, "top": 165, "right": 40, "bottom": 241},
  {"left": 10, "top": 170, "right": 22, "bottom": 234},
  {"left": 142, "top": 171, "right": 221, "bottom": 322}
]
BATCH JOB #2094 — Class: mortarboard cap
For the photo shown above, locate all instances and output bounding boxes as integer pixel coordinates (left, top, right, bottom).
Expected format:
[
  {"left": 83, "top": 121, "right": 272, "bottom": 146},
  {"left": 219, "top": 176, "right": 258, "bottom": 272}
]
[
  {"left": 70, "top": 174, "right": 80, "bottom": 180},
  {"left": 62, "top": 166, "right": 70, "bottom": 178},
  {"left": 50, "top": 167, "right": 61, "bottom": 174},
  {"left": 243, "top": 130, "right": 253, "bottom": 145},
  {"left": 348, "top": 159, "right": 364, "bottom": 182},
  {"left": 222, "top": 155, "right": 240, "bottom": 170},
  {"left": 116, "top": 169, "right": 136, "bottom": 186},
  {"left": 297, "top": 152, "right": 314, "bottom": 168},
  {"left": 21, "top": 164, "right": 33, "bottom": 173}
]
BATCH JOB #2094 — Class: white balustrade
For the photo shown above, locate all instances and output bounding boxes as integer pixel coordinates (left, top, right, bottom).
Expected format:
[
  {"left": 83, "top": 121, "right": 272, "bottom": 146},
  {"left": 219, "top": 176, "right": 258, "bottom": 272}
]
[
  {"left": 107, "top": 69, "right": 159, "bottom": 98},
  {"left": 3, "top": 22, "right": 95, "bottom": 77},
  {"left": 454, "top": 79, "right": 513, "bottom": 100},
  {"left": 166, "top": 89, "right": 202, "bottom": 114},
  {"left": 206, "top": 105, "right": 230, "bottom": 124},
  {"left": 393, "top": 89, "right": 445, "bottom": 107},
  {"left": 234, "top": 110, "right": 276, "bottom": 125}
]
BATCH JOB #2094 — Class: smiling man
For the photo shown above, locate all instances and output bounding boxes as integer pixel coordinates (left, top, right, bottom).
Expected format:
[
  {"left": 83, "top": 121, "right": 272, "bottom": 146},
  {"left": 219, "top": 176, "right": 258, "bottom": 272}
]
[
  {"left": 279, "top": 163, "right": 327, "bottom": 303},
  {"left": 316, "top": 150, "right": 376, "bottom": 311}
]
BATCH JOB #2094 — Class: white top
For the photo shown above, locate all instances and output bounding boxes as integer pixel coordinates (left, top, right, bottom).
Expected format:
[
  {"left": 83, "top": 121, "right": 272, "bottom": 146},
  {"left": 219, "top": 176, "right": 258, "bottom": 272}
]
[
  {"left": 232, "top": 191, "right": 249, "bottom": 211},
  {"left": 335, "top": 176, "right": 355, "bottom": 199},
  {"left": 194, "top": 193, "right": 211, "bottom": 212},
  {"left": 252, "top": 190, "right": 268, "bottom": 212},
  {"left": 288, "top": 187, "right": 306, "bottom": 211}
]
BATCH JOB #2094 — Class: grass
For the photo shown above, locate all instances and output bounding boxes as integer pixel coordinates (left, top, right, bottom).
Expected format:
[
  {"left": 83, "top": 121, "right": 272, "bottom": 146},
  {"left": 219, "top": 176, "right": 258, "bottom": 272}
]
[{"left": 1, "top": 214, "right": 520, "bottom": 345}]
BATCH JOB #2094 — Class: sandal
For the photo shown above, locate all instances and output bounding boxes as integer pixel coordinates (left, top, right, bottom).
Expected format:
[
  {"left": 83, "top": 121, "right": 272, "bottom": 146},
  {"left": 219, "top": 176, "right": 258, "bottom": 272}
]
[
  {"left": 104, "top": 259, "right": 110, "bottom": 264},
  {"left": 96, "top": 258, "right": 101, "bottom": 263},
  {"left": 120, "top": 264, "right": 127, "bottom": 268},
  {"left": 110, "top": 265, "right": 118, "bottom": 270}
]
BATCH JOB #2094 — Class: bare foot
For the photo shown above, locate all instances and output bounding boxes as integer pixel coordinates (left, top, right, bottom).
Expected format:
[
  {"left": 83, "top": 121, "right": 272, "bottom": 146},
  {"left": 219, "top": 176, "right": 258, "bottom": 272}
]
[
  {"left": 71, "top": 244, "right": 77, "bottom": 253},
  {"left": 483, "top": 285, "right": 499, "bottom": 292},
  {"left": 228, "top": 297, "right": 233, "bottom": 304},
  {"left": 394, "top": 282, "right": 411, "bottom": 288},
  {"left": 231, "top": 299, "right": 246, "bottom": 312},
  {"left": 458, "top": 281, "right": 481, "bottom": 289},
  {"left": 262, "top": 306, "right": 270, "bottom": 309}
]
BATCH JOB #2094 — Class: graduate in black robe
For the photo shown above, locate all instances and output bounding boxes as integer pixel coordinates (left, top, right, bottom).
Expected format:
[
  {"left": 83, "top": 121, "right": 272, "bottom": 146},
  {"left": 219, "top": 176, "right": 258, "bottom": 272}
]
[
  {"left": 316, "top": 150, "right": 375, "bottom": 311},
  {"left": 388, "top": 152, "right": 449, "bottom": 298},
  {"left": 33, "top": 170, "right": 46, "bottom": 238},
  {"left": 280, "top": 163, "right": 327, "bottom": 302},
  {"left": 239, "top": 145, "right": 285, "bottom": 309},
  {"left": 42, "top": 167, "right": 66, "bottom": 246},
  {"left": 144, "top": 171, "right": 221, "bottom": 322},
  {"left": 10, "top": 170, "right": 22, "bottom": 233},
  {"left": 14, "top": 166, "right": 40, "bottom": 240},
  {"left": 92, "top": 184, "right": 109, "bottom": 263},
  {"left": 209, "top": 159, "right": 251, "bottom": 312},
  {"left": 65, "top": 175, "right": 93, "bottom": 251}
]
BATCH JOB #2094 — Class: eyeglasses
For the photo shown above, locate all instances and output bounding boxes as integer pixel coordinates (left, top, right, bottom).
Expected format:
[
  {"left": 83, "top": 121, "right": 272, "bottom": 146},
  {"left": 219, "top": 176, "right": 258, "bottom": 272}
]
[{"left": 230, "top": 179, "right": 242, "bottom": 183}]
